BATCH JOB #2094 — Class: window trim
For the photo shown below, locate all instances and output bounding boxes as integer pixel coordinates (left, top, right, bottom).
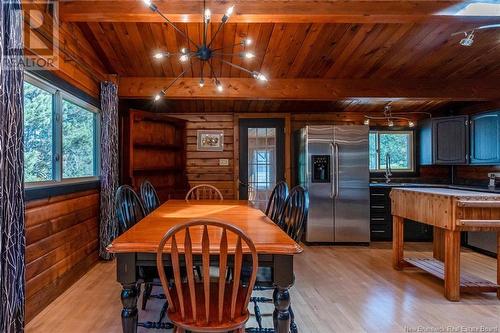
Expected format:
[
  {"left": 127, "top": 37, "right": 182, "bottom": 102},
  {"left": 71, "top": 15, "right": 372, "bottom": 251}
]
[
  {"left": 24, "top": 72, "right": 101, "bottom": 188},
  {"left": 369, "top": 130, "right": 415, "bottom": 173}
]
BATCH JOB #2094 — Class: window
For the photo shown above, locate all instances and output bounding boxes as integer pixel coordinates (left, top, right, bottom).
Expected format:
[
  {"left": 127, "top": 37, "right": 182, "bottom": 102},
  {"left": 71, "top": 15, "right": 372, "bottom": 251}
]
[
  {"left": 23, "top": 74, "right": 100, "bottom": 185},
  {"left": 369, "top": 130, "right": 414, "bottom": 172}
]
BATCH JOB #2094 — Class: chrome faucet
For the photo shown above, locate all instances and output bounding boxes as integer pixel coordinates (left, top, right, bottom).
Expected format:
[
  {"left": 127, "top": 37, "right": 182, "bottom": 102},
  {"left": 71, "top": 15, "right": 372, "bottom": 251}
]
[
  {"left": 488, "top": 173, "right": 500, "bottom": 189},
  {"left": 385, "top": 153, "right": 392, "bottom": 184}
]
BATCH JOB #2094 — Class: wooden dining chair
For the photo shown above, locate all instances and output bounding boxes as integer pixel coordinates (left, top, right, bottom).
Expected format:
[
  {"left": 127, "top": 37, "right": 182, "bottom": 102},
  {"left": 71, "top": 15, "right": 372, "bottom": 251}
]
[
  {"left": 185, "top": 184, "right": 223, "bottom": 200},
  {"left": 249, "top": 185, "right": 309, "bottom": 333},
  {"left": 156, "top": 219, "right": 258, "bottom": 333},
  {"left": 140, "top": 180, "right": 160, "bottom": 214},
  {"left": 265, "top": 181, "right": 289, "bottom": 223},
  {"left": 115, "top": 185, "right": 146, "bottom": 234}
]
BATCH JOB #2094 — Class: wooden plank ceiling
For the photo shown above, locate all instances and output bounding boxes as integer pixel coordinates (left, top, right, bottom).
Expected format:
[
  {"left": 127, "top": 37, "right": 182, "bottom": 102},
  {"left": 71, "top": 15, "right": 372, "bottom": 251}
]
[{"left": 61, "top": 0, "right": 500, "bottom": 113}]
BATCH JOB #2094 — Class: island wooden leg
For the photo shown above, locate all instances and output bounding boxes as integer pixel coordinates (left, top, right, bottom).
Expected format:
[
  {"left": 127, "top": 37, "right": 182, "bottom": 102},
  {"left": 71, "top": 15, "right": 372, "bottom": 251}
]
[
  {"left": 433, "top": 227, "right": 445, "bottom": 262},
  {"left": 444, "top": 230, "right": 461, "bottom": 301},
  {"left": 392, "top": 216, "right": 405, "bottom": 270},
  {"left": 497, "top": 232, "right": 500, "bottom": 299}
]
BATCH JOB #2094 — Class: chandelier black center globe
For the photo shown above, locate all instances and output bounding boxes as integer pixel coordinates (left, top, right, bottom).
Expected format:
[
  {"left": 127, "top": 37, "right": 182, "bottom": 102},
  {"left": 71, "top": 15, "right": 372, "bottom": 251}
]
[{"left": 196, "top": 46, "right": 212, "bottom": 61}]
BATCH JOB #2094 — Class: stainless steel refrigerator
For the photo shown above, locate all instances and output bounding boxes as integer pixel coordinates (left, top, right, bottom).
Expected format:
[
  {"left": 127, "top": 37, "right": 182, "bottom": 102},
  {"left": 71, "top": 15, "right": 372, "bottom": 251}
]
[{"left": 297, "top": 125, "right": 370, "bottom": 243}]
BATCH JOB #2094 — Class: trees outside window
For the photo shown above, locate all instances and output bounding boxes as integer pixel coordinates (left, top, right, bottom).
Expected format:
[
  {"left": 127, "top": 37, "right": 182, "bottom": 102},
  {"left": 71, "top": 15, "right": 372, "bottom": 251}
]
[
  {"left": 23, "top": 74, "right": 99, "bottom": 185},
  {"left": 369, "top": 131, "right": 414, "bottom": 172}
]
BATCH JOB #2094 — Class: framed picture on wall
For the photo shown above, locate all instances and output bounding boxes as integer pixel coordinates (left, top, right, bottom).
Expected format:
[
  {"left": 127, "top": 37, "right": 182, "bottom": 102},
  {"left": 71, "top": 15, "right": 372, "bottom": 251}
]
[{"left": 197, "top": 130, "right": 224, "bottom": 151}]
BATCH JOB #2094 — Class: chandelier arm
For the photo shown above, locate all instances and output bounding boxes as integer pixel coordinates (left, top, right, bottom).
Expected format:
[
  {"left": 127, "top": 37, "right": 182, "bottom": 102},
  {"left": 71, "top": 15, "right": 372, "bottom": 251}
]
[
  {"left": 161, "top": 69, "right": 187, "bottom": 94},
  {"left": 207, "top": 22, "right": 225, "bottom": 49},
  {"left": 208, "top": 60, "right": 219, "bottom": 82},
  {"left": 211, "top": 42, "right": 245, "bottom": 53},
  {"left": 220, "top": 59, "right": 253, "bottom": 76},
  {"left": 155, "top": 9, "right": 199, "bottom": 48}
]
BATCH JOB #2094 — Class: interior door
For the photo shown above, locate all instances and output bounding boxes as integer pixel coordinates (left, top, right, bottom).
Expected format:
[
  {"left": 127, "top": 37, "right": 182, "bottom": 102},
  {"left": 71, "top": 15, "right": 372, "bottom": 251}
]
[{"left": 239, "top": 119, "right": 285, "bottom": 211}]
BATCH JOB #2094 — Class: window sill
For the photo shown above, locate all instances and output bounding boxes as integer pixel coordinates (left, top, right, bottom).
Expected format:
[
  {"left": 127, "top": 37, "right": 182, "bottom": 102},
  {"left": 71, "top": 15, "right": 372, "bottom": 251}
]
[{"left": 25, "top": 178, "right": 100, "bottom": 201}]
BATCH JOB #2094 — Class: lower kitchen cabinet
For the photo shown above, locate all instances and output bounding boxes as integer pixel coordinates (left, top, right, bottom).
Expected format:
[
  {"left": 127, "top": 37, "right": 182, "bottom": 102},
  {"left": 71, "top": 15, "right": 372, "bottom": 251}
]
[{"left": 370, "top": 186, "right": 433, "bottom": 242}]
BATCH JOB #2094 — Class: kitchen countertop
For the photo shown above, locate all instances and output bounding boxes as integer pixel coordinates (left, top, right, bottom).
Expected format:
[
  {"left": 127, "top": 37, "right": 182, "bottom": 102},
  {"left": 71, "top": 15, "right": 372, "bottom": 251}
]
[{"left": 369, "top": 182, "right": 500, "bottom": 193}]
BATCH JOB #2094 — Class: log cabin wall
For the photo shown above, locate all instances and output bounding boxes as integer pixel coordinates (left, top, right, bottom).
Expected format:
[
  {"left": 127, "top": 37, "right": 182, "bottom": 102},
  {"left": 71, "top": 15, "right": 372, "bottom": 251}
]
[
  {"left": 168, "top": 114, "right": 236, "bottom": 199},
  {"left": 25, "top": 189, "right": 100, "bottom": 322}
]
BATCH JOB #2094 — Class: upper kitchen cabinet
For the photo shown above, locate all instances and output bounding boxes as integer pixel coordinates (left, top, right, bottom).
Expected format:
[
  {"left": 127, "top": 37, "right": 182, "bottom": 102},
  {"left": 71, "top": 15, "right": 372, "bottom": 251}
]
[
  {"left": 419, "top": 116, "right": 469, "bottom": 165},
  {"left": 470, "top": 111, "right": 500, "bottom": 165}
]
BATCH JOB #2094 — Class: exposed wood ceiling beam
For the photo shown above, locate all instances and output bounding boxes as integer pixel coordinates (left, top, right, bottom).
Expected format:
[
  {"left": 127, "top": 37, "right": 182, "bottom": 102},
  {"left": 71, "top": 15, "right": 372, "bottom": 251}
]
[
  {"left": 60, "top": 1, "right": 500, "bottom": 24},
  {"left": 118, "top": 77, "right": 500, "bottom": 101}
]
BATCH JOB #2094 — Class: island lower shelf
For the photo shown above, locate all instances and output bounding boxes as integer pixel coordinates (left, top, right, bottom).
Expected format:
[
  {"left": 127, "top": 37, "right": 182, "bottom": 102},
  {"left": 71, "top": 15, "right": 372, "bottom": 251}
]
[{"left": 405, "top": 257, "right": 499, "bottom": 293}]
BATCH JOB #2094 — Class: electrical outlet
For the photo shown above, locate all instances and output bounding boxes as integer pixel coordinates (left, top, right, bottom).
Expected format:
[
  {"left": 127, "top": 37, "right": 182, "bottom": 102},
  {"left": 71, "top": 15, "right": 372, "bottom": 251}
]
[{"left": 219, "top": 159, "right": 229, "bottom": 166}]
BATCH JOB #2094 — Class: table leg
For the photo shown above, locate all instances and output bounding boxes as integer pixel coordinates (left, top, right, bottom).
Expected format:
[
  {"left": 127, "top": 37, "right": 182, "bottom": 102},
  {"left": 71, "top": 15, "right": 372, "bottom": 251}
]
[
  {"left": 444, "top": 230, "right": 461, "bottom": 301},
  {"left": 433, "top": 227, "right": 445, "bottom": 262},
  {"left": 273, "top": 287, "right": 291, "bottom": 333},
  {"left": 497, "top": 232, "right": 500, "bottom": 299},
  {"left": 392, "top": 215, "right": 404, "bottom": 270},
  {"left": 117, "top": 253, "right": 138, "bottom": 333},
  {"left": 121, "top": 283, "right": 139, "bottom": 333},
  {"left": 273, "top": 255, "right": 294, "bottom": 333}
]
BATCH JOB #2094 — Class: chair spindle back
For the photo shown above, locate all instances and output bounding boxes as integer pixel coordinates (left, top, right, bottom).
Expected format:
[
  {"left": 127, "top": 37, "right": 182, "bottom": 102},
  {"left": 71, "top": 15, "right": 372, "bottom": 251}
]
[
  {"left": 140, "top": 180, "right": 160, "bottom": 214},
  {"left": 185, "top": 184, "right": 224, "bottom": 201},
  {"left": 115, "top": 185, "right": 146, "bottom": 234},
  {"left": 265, "top": 181, "right": 289, "bottom": 223},
  {"left": 278, "top": 185, "right": 309, "bottom": 242}
]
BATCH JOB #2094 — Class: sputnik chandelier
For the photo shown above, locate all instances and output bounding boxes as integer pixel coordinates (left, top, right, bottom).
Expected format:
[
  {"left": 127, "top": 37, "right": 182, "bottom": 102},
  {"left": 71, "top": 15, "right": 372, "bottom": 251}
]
[{"left": 142, "top": 0, "right": 268, "bottom": 101}]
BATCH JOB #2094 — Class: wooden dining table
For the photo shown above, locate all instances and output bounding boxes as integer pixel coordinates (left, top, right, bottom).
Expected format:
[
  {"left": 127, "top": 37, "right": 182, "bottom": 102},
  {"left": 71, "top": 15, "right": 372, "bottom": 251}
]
[{"left": 108, "top": 200, "right": 303, "bottom": 333}]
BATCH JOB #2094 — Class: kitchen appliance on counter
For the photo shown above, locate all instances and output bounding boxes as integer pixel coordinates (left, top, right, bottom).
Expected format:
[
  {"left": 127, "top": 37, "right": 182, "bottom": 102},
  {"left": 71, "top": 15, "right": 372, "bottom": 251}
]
[{"left": 297, "top": 125, "right": 370, "bottom": 243}]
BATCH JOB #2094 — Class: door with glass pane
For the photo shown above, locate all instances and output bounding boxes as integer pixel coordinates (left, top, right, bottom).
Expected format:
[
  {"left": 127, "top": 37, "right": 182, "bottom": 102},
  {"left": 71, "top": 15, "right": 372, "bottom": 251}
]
[{"left": 239, "top": 119, "right": 285, "bottom": 211}]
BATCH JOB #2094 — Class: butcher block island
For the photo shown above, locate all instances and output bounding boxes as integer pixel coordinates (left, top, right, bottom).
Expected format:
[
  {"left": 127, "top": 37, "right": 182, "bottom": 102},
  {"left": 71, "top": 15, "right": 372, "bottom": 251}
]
[{"left": 390, "top": 187, "right": 500, "bottom": 301}]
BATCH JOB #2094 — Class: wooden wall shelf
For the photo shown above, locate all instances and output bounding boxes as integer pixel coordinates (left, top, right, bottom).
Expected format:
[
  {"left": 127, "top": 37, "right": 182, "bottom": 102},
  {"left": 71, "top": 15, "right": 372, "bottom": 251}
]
[{"left": 121, "top": 109, "right": 189, "bottom": 201}]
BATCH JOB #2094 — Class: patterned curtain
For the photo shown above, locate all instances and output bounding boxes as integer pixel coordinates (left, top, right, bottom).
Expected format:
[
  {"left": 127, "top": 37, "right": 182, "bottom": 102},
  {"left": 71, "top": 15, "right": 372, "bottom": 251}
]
[
  {"left": 0, "top": 0, "right": 26, "bottom": 331},
  {"left": 99, "top": 81, "right": 119, "bottom": 260}
]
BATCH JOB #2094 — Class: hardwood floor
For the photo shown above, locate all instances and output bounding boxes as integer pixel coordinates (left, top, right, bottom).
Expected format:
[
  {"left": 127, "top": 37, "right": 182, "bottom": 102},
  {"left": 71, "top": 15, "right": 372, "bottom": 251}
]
[{"left": 26, "top": 243, "right": 500, "bottom": 333}]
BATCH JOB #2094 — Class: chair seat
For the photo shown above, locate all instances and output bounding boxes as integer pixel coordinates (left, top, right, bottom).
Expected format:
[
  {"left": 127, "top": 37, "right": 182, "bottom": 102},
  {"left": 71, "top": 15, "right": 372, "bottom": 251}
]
[{"left": 168, "top": 281, "right": 250, "bottom": 332}]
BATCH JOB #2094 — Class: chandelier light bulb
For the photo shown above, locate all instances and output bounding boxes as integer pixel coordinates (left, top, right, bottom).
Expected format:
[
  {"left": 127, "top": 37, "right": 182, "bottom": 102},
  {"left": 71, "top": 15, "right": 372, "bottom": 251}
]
[
  {"left": 226, "top": 5, "right": 234, "bottom": 17},
  {"left": 243, "top": 52, "right": 255, "bottom": 59},
  {"left": 216, "top": 82, "right": 223, "bottom": 92},
  {"left": 199, "top": 79, "right": 205, "bottom": 88},
  {"left": 252, "top": 71, "right": 268, "bottom": 82},
  {"left": 143, "top": 0, "right": 152, "bottom": 6},
  {"left": 180, "top": 47, "right": 187, "bottom": 54},
  {"left": 363, "top": 118, "right": 370, "bottom": 126},
  {"left": 153, "top": 52, "right": 169, "bottom": 59},
  {"left": 204, "top": 8, "right": 211, "bottom": 22},
  {"left": 154, "top": 91, "right": 165, "bottom": 102},
  {"left": 243, "top": 38, "right": 252, "bottom": 46},
  {"left": 179, "top": 54, "right": 189, "bottom": 62}
]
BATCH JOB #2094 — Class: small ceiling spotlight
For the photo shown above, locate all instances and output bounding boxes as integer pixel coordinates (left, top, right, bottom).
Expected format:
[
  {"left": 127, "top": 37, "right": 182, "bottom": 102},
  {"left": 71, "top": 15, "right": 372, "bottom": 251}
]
[
  {"left": 408, "top": 120, "right": 416, "bottom": 128},
  {"left": 252, "top": 71, "right": 268, "bottom": 81},
  {"left": 387, "top": 119, "right": 394, "bottom": 127},
  {"left": 204, "top": 8, "right": 211, "bottom": 22},
  {"left": 363, "top": 118, "right": 370, "bottom": 126},
  {"left": 199, "top": 79, "right": 205, "bottom": 88},
  {"left": 460, "top": 31, "right": 475, "bottom": 46}
]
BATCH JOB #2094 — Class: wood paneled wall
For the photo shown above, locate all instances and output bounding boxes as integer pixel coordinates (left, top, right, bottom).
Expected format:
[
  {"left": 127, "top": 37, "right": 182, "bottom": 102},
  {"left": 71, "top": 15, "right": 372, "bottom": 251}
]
[
  {"left": 168, "top": 114, "right": 236, "bottom": 199},
  {"left": 25, "top": 189, "right": 100, "bottom": 322}
]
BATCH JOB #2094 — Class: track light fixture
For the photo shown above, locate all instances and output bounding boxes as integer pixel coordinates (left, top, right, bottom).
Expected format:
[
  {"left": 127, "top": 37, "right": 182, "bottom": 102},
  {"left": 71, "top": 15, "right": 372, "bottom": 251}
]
[
  {"left": 452, "top": 24, "right": 500, "bottom": 47},
  {"left": 363, "top": 105, "right": 429, "bottom": 128},
  {"left": 144, "top": 0, "right": 268, "bottom": 101}
]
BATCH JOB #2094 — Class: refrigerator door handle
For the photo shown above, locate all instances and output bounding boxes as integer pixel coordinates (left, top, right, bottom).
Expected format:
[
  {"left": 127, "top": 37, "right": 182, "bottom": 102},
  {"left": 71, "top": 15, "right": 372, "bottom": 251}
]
[
  {"left": 334, "top": 143, "right": 340, "bottom": 198},
  {"left": 329, "top": 142, "right": 335, "bottom": 198}
]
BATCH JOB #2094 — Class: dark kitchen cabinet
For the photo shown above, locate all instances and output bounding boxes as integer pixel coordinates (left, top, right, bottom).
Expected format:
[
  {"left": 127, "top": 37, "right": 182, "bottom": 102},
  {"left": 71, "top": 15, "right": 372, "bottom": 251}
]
[
  {"left": 470, "top": 110, "right": 500, "bottom": 165},
  {"left": 369, "top": 187, "right": 432, "bottom": 242},
  {"left": 419, "top": 116, "right": 469, "bottom": 165}
]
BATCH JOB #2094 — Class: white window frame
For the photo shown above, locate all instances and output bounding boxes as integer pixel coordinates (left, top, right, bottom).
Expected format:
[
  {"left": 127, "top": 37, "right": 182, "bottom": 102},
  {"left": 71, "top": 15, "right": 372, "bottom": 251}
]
[
  {"left": 24, "top": 73, "right": 101, "bottom": 189},
  {"left": 369, "top": 130, "right": 415, "bottom": 173}
]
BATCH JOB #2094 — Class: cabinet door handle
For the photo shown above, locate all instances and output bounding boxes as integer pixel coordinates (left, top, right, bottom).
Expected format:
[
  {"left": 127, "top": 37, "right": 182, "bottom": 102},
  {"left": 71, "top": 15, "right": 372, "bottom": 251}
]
[
  {"left": 371, "top": 230, "right": 386, "bottom": 233},
  {"left": 371, "top": 205, "right": 385, "bottom": 209},
  {"left": 370, "top": 193, "right": 385, "bottom": 197},
  {"left": 371, "top": 218, "right": 385, "bottom": 221}
]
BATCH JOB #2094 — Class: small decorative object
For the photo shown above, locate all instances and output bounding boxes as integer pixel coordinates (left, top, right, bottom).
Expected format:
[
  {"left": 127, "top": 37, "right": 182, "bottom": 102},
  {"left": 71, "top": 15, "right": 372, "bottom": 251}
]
[{"left": 197, "top": 130, "right": 224, "bottom": 151}]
